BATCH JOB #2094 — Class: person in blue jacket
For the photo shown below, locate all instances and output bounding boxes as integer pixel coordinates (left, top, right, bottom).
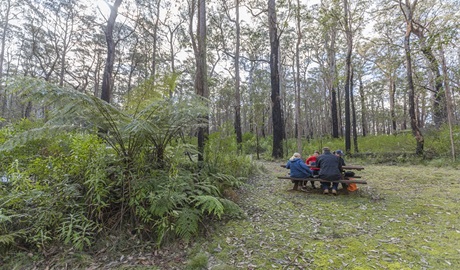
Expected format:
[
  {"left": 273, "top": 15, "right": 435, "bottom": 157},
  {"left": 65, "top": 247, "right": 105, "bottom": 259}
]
[{"left": 286, "top": 152, "right": 313, "bottom": 179}]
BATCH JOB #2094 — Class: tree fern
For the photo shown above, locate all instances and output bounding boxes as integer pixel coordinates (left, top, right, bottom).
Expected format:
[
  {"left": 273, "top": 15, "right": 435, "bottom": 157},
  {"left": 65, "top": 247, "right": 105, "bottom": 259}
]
[{"left": 7, "top": 77, "right": 209, "bottom": 165}]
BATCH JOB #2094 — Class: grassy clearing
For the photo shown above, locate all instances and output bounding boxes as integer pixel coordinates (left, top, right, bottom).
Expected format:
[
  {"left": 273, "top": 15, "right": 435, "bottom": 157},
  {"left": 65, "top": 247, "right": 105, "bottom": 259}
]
[{"left": 193, "top": 161, "right": 460, "bottom": 269}]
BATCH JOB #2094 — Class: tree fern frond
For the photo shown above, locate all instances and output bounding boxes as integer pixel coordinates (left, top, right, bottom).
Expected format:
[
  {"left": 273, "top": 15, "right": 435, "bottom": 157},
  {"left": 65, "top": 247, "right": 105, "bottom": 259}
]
[{"left": 0, "top": 125, "right": 77, "bottom": 152}]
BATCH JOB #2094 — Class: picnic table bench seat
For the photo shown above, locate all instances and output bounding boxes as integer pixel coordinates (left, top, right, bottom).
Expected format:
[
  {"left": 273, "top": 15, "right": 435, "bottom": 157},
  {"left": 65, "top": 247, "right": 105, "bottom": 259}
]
[{"left": 277, "top": 176, "right": 367, "bottom": 191}]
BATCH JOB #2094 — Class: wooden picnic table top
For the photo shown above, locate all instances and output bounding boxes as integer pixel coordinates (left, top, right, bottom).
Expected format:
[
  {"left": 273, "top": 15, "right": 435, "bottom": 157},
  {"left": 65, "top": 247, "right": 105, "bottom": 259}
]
[{"left": 280, "top": 164, "right": 365, "bottom": 170}]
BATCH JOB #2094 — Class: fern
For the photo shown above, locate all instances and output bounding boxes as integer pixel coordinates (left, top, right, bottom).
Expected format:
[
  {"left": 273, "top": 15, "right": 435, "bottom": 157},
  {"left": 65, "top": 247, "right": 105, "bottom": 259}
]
[
  {"left": 217, "top": 198, "right": 244, "bottom": 218},
  {"left": 192, "top": 195, "right": 224, "bottom": 219},
  {"left": 175, "top": 207, "right": 201, "bottom": 240}
]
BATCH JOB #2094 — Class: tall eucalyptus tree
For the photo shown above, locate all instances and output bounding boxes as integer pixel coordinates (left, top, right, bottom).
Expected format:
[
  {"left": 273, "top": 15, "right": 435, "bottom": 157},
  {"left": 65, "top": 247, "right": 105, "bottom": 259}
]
[
  {"left": 191, "top": 0, "right": 208, "bottom": 161},
  {"left": 295, "top": 0, "right": 302, "bottom": 153},
  {"left": 234, "top": 0, "right": 243, "bottom": 152},
  {"left": 44, "top": 0, "right": 82, "bottom": 87},
  {"left": 343, "top": 0, "right": 352, "bottom": 153},
  {"left": 268, "top": 0, "right": 283, "bottom": 158},
  {"left": 405, "top": 0, "right": 447, "bottom": 128},
  {"left": 320, "top": 0, "right": 340, "bottom": 138},
  {"left": 0, "top": 0, "right": 14, "bottom": 87},
  {"left": 399, "top": 0, "right": 424, "bottom": 155},
  {"left": 0, "top": 0, "right": 18, "bottom": 119},
  {"left": 101, "top": 0, "right": 123, "bottom": 103},
  {"left": 136, "top": 0, "right": 162, "bottom": 80}
]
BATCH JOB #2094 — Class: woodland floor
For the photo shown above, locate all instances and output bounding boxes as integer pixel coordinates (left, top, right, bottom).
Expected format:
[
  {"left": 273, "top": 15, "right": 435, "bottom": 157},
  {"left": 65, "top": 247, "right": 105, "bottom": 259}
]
[{"left": 13, "top": 160, "right": 460, "bottom": 270}]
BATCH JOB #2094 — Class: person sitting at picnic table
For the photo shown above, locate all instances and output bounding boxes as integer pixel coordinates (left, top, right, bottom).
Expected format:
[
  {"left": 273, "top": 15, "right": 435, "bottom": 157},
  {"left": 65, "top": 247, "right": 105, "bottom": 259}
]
[
  {"left": 334, "top": 149, "right": 358, "bottom": 192},
  {"left": 286, "top": 152, "right": 313, "bottom": 179},
  {"left": 334, "top": 149, "right": 348, "bottom": 190},
  {"left": 305, "top": 150, "right": 320, "bottom": 176},
  {"left": 304, "top": 150, "right": 320, "bottom": 189},
  {"left": 316, "top": 147, "right": 342, "bottom": 195},
  {"left": 334, "top": 150, "right": 346, "bottom": 166},
  {"left": 334, "top": 149, "right": 355, "bottom": 177}
]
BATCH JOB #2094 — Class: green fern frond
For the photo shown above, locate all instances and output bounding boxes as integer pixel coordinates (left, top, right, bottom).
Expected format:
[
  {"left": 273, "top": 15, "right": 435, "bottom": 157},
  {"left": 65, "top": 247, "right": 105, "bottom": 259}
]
[
  {"left": 193, "top": 181, "right": 221, "bottom": 196},
  {"left": 175, "top": 207, "right": 201, "bottom": 240},
  {"left": 217, "top": 198, "right": 243, "bottom": 218},
  {"left": 0, "top": 230, "right": 25, "bottom": 246},
  {"left": 148, "top": 191, "right": 188, "bottom": 217},
  {"left": 210, "top": 173, "right": 245, "bottom": 188},
  {"left": 192, "top": 195, "right": 224, "bottom": 219}
]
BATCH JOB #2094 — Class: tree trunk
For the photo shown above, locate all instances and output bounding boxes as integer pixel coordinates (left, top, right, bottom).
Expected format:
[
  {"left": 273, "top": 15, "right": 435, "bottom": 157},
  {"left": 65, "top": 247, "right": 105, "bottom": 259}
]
[
  {"left": 411, "top": 28, "right": 447, "bottom": 128},
  {"left": 343, "top": 0, "right": 352, "bottom": 153},
  {"left": 151, "top": 0, "right": 161, "bottom": 81},
  {"left": 268, "top": 0, "right": 283, "bottom": 159},
  {"left": 402, "top": 88, "right": 407, "bottom": 130},
  {"left": 351, "top": 67, "right": 358, "bottom": 153},
  {"left": 358, "top": 74, "right": 367, "bottom": 136},
  {"left": 389, "top": 75, "right": 397, "bottom": 133},
  {"left": 234, "top": 0, "right": 243, "bottom": 153},
  {"left": 0, "top": 0, "right": 11, "bottom": 119},
  {"left": 440, "top": 47, "right": 456, "bottom": 161},
  {"left": 400, "top": 1, "right": 424, "bottom": 155},
  {"left": 195, "top": 0, "right": 208, "bottom": 162},
  {"left": 101, "top": 0, "right": 123, "bottom": 103},
  {"left": 329, "top": 30, "right": 339, "bottom": 138},
  {"left": 295, "top": 0, "right": 302, "bottom": 154}
]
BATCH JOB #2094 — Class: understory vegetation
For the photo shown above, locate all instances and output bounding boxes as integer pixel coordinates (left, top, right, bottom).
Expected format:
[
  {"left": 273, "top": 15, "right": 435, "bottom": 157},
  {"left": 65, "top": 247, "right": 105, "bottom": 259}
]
[
  {"left": 0, "top": 80, "right": 258, "bottom": 264},
  {"left": 0, "top": 80, "right": 458, "bottom": 268}
]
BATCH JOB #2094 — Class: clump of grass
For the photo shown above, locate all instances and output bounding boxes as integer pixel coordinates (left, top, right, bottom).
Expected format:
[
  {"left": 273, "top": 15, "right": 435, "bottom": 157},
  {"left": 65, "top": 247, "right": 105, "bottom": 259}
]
[{"left": 185, "top": 252, "right": 208, "bottom": 270}]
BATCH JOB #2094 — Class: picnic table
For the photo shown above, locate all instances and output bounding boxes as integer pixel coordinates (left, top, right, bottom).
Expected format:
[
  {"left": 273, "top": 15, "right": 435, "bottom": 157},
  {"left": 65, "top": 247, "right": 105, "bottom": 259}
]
[
  {"left": 279, "top": 164, "right": 367, "bottom": 191},
  {"left": 280, "top": 164, "right": 365, "bottom": 171}
]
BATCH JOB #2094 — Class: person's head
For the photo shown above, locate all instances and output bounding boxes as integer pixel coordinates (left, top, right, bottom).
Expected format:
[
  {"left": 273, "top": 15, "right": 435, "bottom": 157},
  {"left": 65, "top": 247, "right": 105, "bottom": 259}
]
[
  {"left": 322, "top": 147, "right": 331, "bottom": 154},
  {"left": 290, "top": 152, "right": 301, "bottom": 160},
  {"left": 335, "top": 149, "right": 344, "bottom": 157},
  {"left": 313, "top": 150, "right": 320, "bottom": 156}
]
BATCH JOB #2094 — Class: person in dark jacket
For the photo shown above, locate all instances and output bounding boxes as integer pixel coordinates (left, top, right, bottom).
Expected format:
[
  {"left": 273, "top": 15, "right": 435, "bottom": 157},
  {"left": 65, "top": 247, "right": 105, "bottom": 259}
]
[
  {"left": 316, "top": 147, "right": 342, "bottom": 195},
  {"left": 286, "top": 152, "right": 313, "bottom": 179}
]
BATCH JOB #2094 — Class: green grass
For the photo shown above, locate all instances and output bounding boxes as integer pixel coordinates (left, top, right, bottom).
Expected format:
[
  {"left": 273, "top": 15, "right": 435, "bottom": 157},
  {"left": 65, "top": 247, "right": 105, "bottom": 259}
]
[{"left": 191, "top": 161, "right": 460, "bottom": 269}]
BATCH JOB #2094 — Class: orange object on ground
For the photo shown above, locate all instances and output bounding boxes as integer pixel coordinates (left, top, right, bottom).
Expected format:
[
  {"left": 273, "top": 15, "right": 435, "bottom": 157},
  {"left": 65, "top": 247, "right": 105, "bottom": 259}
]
[{"left": 347, "top": 183, "right": 358, "bottom": 192}]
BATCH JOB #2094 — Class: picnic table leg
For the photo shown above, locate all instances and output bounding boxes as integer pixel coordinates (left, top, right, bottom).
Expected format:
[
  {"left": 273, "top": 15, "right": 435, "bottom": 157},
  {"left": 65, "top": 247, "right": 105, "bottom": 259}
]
[{"left": 293, "top": 180, "right": 299, "bottom": 190}]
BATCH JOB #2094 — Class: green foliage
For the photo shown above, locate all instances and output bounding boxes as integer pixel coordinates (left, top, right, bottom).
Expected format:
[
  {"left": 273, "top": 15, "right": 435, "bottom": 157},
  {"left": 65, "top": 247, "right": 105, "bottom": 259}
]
[
  {"left": 0, "top": 77, "right": 256, "bottom": 258},
  {"left": 205, "top": 125, "right": 260, "bottom": 178},
  {"left": 129, "top": 169, "right": 243, "bottom": 246},
  {"left": 0, "top": 132, "right": 110, "bottom": 252},
  {"left": 424, "top": 124, "right": 460, "bottom": 158},
  {"left": 175, "top": 207, "right": 201, "bottom": 239},
  {"left": 58, "top": 213, "right": 101, "bottom": 251},
  {"left": 241, "top": 132, "right": 270, "bottom": 156},
  {"left": 185, "top": 252, "right": 209, "bottom": 270},
  {"left": 275, "top": 126, "right": 460, "bottom": 165}
]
